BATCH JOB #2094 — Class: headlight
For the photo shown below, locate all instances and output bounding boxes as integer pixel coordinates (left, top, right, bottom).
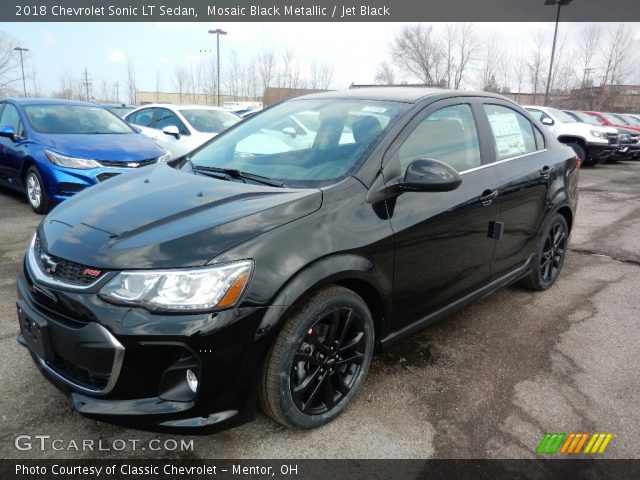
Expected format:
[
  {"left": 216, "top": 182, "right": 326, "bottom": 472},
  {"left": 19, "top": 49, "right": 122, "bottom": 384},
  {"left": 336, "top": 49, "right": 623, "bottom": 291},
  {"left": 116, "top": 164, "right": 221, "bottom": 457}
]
[
  {"left": 590, "top": 130, "right": 605, "bottom": 138},
  {"left": 45, "top": 150, "right": 101, "bottom": 170},
  {"left": 99, "top": 260, "right": 253, "bottom": 311},
  {"left": 158, "top": 150, "right": 172, "bottom": 162}
]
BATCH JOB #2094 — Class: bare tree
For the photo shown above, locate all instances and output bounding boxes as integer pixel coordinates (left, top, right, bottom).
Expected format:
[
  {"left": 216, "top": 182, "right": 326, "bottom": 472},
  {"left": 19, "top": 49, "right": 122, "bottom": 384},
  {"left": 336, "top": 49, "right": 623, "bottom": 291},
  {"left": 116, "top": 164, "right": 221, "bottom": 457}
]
[
  {"left": 527, "top": 31, "right": 547, "bottom": 103},
  {"left": 29, "top": 66, "right": 41, "bottom": 97},
  {"left": 309, "top": 61, "right": 334, "bottom": 89},
  {"left": 513, "top": 43, "right": 527, "bottom": 101},
  {"left": 226, "top": 50, "right": 243, "bottom": 100},
  {"left": 391, "top": 24, "right": 445, "bottom": 85},
  {"left": 479, "top": 33, "right": 504, "bottom": 91},
  {"left": 173, "top": 67, "right": 187, "bottom": 102},
  {"left": 374, "top": 62, "right": 396, "bottom": 85},
  {"left": 453, "top": 22, "right": 479, "bottom": 89},
  {"left": 125, "top": 57, "right": 137, "bottom": 104},
  {"left": 155, "top": 71, "right": 162, "bottom": 102},
  {"left": 57, "top": 70, "right": 75, "bottom": 99},
  {"left": 256, "top": 50, "right": 276, "bottom": 104},
  {"left": 599, "top": 24, "right": 634, "bottom": 86},
  {"left": 0, "top": 32, "right": 18, "bottom": 96},
  {"left": 576, "top": 24, "right": 601, "bottom": 87}
]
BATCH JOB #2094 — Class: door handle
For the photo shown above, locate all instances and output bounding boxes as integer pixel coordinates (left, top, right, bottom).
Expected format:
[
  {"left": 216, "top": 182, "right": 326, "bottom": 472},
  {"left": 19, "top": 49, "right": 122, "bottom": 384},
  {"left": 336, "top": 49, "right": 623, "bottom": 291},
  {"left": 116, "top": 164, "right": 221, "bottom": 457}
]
[
  {"left": 480, "top": 189, "right": 498, "bottom": 206},
  {"left": 539, "top": 165, "right": 551, "bottom": 179}
]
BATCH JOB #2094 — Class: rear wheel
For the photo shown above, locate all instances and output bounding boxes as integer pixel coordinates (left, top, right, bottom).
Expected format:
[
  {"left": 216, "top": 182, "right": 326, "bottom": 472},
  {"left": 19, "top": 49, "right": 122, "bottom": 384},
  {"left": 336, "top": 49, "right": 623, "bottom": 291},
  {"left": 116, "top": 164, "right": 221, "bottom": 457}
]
[
  {"left": 259, "top": 286, "right": 374, "bottom": 429},
  {"left": 566, "top": 142, "right": 590, "bottom": 166},
  {"left": 521, "top": 213, "right": 569, "bottom": 291},
  {"left": 24, "top": 166, "right": 52, "bottom": 214}
]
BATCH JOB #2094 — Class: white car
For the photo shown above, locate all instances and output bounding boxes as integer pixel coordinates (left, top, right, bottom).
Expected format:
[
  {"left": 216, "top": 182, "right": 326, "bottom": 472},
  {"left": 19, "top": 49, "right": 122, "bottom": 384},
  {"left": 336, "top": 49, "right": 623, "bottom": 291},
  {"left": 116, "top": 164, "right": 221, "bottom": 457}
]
[
  {"left": 523, "top": 105, "right": 619, "bottom": 166},
  {"left": 125, "top": 104, "right": 242, "bottom": 158}
]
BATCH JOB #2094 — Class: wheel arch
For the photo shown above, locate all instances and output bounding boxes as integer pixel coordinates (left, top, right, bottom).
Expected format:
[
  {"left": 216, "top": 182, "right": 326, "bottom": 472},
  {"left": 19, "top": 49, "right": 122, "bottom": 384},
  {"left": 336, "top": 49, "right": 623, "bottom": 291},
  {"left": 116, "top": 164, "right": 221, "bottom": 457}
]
[
  {"left": 254, "top": 254, "right": 391, "bottom": 347},
  {"left": 557, "top": 135, "right": 587, "bottom": 149}
]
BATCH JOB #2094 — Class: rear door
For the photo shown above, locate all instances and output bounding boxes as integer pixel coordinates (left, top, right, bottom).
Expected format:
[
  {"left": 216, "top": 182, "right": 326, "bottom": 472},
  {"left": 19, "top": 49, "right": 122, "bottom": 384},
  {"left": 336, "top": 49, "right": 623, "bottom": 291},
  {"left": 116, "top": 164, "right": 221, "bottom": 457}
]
[
  {"left": 480, "top": 101, "right": 551, "bottom": 277},
  {"left": 383, "top": 98, "right": 501, "bottom": 330}
]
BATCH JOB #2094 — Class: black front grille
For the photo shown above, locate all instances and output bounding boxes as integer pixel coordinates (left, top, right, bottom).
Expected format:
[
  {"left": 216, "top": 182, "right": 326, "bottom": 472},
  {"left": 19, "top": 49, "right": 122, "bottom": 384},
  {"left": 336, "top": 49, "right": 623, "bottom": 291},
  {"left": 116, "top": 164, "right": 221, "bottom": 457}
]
[
  {"left": 48, "top": 355, "right": 110, "bottom": 390},
  {"left": 96, "top": 172, "right": 121, "bottom": 182},
  {"left": 98, "top": 158, "right": 158, "bottom": 168},
  {"left": 606, "top": 133, "right": 619, "bottom": 145},
  {"left": 34, "top": 235, "right": 105, "bottom": 286}
]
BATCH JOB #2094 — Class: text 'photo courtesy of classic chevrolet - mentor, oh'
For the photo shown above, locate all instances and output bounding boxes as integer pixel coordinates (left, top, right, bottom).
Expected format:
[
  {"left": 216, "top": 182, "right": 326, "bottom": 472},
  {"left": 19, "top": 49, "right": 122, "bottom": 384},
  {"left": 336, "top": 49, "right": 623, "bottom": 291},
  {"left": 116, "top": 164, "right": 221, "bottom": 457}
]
[{"left": 16, "top": 87, "right": 578, "bottom": 433}]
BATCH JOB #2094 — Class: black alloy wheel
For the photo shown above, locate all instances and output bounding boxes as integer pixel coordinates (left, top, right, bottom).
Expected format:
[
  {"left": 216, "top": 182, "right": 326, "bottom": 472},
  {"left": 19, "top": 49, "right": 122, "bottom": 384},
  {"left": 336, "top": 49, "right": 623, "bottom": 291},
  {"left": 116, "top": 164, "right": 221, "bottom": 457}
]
[
  {"left": 290, "top": 306, "right": 366, "bottom": 415},
  {"left": 540, "top": 222, "right": 567, "bottom": 284},
  {"left": 521, "top": 213, "right": 569, "bottom": 291},
  {"left": 260, "top": 286, "right": 374, "bottom": 428}
]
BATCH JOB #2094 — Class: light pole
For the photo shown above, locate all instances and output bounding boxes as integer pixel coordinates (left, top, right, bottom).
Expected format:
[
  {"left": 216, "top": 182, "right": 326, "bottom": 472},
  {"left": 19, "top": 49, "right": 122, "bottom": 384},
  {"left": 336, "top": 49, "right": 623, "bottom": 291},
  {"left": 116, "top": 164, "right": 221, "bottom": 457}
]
[
  {"left": 14, "top": 47, "right": 29, "bottom": 98},
  {"left": 543, "top": 0, "right": 573, "bottom": 106},
  {"left": 208, "top": 28, "right": 227, "bottom": 107}
]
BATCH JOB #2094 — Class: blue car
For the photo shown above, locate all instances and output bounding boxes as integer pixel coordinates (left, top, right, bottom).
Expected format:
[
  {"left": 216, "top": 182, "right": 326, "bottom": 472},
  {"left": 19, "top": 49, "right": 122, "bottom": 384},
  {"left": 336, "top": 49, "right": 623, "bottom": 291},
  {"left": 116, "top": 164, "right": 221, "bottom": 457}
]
[{"left": 0, "top": 99, "right": 170, "bottom": 213}]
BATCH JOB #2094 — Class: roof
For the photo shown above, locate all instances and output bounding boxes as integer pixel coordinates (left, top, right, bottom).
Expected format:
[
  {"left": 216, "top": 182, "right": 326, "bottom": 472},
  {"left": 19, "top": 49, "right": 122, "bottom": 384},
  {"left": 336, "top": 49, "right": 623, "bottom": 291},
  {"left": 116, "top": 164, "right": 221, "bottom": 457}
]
[
  {"left": 294, "top": 87, "right": 510, "bottom": 104},
  {"left": 134, "top": 103, "right": 227, "bottom": 111},
  {"left": 6, "top": 98, "right": 96, "bottom": 106}
]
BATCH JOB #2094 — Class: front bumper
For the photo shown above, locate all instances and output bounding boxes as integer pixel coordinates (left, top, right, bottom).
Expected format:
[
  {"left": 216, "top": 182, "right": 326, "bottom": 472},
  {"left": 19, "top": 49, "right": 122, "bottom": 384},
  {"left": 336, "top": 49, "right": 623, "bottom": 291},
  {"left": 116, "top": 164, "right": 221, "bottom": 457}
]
[
  {"left": 585, "top": 143, "right": 615, "bottom": 162},
  {"left": 16, "top": 256, "right": 270, "bottom": 433}
]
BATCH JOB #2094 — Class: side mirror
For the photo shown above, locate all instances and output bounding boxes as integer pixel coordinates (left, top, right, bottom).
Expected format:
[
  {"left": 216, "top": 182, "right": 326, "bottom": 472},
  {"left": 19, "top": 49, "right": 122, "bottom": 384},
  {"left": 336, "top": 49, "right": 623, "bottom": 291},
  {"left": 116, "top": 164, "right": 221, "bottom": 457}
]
[
  {"left": 282, "top": 126, "right": 297, "bottom": 137},
  {"left": 163, "top": 125, "right": 181, "bottom": 138},
  {"left": 366, "top": 158, "right": 462, "bottom": 204},
  {"left": 399, "top": 158, "right": 462, "bottom": 192},
  {"left": 541, "top": 117, "right": 554, "bottom": 126},
  {"left": 130, "top": 125, "right": 141, "bottom": 134},
  {"left": 0, "top": 125, "right": 16, "bottom": 141}
]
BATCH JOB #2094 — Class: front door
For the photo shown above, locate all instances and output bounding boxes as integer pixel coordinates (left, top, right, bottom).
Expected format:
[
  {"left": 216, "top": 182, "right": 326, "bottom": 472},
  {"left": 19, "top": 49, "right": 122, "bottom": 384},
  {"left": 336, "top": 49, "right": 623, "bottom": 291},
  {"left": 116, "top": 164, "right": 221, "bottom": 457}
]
[{"left": 384, "top": 100, "right": 501, "bottom": 329}]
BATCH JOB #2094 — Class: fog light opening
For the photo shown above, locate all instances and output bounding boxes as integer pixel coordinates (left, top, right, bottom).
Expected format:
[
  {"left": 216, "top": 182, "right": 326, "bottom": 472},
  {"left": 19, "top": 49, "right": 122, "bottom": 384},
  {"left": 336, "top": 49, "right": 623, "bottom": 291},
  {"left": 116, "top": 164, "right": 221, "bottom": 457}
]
[{"left": 186, "top": 369, "right": 198, "bottom": 393}]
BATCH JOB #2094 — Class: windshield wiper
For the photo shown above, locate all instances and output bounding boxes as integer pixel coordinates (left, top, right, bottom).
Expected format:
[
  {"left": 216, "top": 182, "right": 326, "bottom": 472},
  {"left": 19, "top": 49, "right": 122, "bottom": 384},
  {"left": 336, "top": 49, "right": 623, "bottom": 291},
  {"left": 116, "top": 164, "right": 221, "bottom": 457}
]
[{"left": 191, "top": 165, "right": 286, "bottom": 188}]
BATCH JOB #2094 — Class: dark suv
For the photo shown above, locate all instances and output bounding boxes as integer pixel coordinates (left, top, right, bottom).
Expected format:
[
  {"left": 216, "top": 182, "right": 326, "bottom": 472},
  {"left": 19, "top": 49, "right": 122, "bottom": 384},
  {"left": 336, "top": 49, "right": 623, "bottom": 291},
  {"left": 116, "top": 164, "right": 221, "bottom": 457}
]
[{"left": 16, "top": 88, "right": 578, "bottom": 432}]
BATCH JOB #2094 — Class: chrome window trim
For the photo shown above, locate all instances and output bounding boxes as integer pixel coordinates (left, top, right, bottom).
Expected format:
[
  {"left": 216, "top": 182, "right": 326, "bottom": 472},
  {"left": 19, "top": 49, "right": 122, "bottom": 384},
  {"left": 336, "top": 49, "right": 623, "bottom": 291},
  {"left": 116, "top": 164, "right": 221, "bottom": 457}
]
[
  {"left": 459, "top": 149, "right": 548, "bottom": 175},
  {"left": 27, "top": 234, "right": 106, "bottom": 291},
  {"left": 38, "top": 323, "right": 124, "bottom": 395}
]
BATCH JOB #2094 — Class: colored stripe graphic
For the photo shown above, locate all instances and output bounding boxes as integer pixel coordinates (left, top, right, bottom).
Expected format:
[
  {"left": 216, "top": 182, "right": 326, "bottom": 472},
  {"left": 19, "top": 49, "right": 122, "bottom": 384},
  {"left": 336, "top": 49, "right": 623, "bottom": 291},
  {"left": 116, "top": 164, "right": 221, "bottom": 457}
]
[
  {"left": 584, "top": 433, "right": 613, "bottom": 454},
  {"left": 538, "top": 433, "right": 612, "bottom": 454},
  {"left": 537, "top": 433, "right": 566, "bottom": 453}
]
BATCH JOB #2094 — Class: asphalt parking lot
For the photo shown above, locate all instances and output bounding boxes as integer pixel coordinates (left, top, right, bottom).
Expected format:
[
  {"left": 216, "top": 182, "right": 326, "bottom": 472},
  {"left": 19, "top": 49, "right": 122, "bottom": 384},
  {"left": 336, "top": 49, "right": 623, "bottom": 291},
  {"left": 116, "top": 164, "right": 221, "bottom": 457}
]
[{"left": 0, "top": 162, "right": 639, "bottom": 459}]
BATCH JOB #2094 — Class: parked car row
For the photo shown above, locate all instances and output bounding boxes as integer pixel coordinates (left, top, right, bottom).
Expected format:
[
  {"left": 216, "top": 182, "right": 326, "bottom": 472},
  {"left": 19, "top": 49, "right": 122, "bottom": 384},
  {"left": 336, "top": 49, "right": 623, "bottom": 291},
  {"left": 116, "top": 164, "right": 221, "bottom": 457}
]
[{"left": 524, "top": 105, "right": 640, "bottom": 166}]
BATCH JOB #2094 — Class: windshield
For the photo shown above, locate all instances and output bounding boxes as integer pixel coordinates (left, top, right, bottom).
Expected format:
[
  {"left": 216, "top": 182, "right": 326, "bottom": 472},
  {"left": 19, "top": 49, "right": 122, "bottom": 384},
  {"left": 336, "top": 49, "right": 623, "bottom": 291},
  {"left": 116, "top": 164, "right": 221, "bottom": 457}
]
[
  {"left": 602, "top": 113, "right": 627, "bottom": 125},
  {"left": 180, "top": 109, "right": 241, "bottom": 133},
  {"left": 546, "top": 107, "right": 576, "bottom": 123},
  {"left": 621, "top": 115, "right": 640, "bottom": 126},
  {"left": 188, "top": 99, "right": 408, "bottom": 188},
  {"left": 24, "top": 104, "right": 134, "bottom": 134},
  {"left": 568, "top": 111, "right": 601, "bottom": 126}
]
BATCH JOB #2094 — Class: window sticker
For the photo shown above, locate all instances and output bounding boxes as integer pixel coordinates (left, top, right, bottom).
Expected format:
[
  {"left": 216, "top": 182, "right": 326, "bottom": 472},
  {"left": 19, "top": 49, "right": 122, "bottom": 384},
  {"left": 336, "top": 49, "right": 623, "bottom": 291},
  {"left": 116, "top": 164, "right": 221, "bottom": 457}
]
[
  {"left": 362, "top": 106, "right": 387, "bottom": 113},
  {"left": 487, "top": 112, "right": 527, "bottom": 158}
]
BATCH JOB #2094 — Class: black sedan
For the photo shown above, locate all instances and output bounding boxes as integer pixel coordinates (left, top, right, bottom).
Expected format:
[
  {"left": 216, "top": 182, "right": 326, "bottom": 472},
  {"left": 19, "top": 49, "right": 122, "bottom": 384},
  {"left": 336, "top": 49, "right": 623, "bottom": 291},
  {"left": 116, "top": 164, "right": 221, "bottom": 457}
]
[{"left": 16, "top": 88, "right": 578, "bottom": 432}]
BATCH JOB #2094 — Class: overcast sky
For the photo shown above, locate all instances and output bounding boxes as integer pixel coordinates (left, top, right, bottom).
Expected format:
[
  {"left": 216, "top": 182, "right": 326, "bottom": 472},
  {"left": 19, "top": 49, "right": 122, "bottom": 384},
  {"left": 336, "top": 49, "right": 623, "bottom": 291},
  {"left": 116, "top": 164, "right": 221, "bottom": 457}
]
[{"left": 1, "top": 22, "right": 639, "bottom": 97}]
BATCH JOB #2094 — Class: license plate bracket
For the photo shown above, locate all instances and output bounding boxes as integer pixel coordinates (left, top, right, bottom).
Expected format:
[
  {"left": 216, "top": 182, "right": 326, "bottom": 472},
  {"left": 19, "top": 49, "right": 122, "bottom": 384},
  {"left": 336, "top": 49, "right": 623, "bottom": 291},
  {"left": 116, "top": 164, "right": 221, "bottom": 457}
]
[{"left": 18, "top": 307, "right": 54, "bottom": 362}]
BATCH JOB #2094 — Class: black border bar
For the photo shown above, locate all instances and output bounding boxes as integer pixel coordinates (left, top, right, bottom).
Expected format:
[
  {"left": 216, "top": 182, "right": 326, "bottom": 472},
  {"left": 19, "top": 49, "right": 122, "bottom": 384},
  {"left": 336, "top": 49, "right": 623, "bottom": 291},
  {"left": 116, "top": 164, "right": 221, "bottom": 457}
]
[{"left": 4, "top": 0, "right": 640, "bottom": 22}]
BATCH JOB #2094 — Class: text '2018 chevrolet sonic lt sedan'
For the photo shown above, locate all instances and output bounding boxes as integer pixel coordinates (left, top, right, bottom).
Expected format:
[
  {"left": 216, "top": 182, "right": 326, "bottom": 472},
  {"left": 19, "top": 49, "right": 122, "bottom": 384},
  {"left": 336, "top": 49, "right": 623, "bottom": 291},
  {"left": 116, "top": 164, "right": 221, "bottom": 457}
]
[{"left": 16, "top": 88, "right": 578, "bottom": 433}]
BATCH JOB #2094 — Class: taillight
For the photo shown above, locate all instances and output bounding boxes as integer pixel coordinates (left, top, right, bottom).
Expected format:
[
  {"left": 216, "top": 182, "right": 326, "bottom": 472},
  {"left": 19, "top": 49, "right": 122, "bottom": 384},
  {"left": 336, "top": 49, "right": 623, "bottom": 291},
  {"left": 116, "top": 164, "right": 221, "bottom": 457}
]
[{"left": 575, "top": 155, "right": 581, "bottom": 169}]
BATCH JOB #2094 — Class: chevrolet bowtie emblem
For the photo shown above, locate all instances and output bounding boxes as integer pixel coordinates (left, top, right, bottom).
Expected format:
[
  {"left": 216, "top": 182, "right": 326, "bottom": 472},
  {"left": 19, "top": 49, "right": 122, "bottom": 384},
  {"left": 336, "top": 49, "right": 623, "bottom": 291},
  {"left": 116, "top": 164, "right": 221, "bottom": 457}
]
[{"left": 39, "top": 253, "right": 58, "bottom": 274}]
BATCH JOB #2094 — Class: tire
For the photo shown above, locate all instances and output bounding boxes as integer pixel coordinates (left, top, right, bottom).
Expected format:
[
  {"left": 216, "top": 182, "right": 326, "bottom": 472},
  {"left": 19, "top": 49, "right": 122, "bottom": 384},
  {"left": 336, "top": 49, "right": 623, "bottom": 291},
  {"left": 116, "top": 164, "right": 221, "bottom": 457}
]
[
  {"left": 259, "top": 285, "right": 375, "bottom": 429},
  {"left": 566, "top": 142, "right": 590, "bottom": 166},
  {"left": 24, "top": 166, "right": 52, "bottom": 214},
  {"left": 521, "top": 213, "right": 569, "bottom": 291}
]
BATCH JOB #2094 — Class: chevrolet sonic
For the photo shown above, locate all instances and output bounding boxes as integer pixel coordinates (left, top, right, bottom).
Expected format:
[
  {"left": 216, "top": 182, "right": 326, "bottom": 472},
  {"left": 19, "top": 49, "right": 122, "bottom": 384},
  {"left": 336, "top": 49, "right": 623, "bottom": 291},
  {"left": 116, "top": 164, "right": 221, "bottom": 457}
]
[{"left": 16, "top": 88, "right": 578, "bottom": 432}]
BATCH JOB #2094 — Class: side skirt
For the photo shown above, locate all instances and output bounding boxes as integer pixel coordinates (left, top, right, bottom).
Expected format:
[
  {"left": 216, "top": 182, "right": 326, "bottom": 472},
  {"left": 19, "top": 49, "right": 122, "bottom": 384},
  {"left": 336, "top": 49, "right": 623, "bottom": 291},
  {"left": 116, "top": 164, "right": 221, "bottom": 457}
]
[{"left": 379, "top": 255, "right": 533, "bottom": 351}]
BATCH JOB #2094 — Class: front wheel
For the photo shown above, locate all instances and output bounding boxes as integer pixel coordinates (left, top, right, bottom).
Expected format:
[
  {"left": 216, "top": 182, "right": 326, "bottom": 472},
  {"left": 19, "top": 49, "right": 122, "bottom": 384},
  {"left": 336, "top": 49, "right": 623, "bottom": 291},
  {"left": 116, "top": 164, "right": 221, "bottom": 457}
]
[
  {"left": 521, "top": 213, "right": 569, "bottom": 291},
  {"left": 24, "top": 166, "right": 52, "bottom": 214},
  {"left": 259, "top": 286, "right": 375, "bottom": 429}
]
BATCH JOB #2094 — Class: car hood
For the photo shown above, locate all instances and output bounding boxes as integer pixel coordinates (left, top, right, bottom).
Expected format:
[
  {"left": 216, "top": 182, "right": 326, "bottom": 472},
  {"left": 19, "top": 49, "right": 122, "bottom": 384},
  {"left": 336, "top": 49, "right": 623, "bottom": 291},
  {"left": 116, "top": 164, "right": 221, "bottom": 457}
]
[
  {"left": 39, "top": 163, "right": 322, "bottom": 269},
  {"left": 34, "top": 133, "right": 165, "bottom": 161}
]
